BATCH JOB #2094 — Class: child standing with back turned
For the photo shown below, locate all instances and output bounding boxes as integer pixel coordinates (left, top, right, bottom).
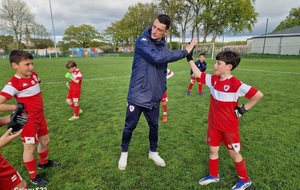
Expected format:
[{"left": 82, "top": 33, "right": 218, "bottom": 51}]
[{"left": 186, "top": 50, "right": 263, "bottom": 190}]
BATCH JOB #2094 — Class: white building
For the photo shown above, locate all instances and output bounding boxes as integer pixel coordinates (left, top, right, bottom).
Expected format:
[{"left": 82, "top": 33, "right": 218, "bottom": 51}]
[{"left": 247, "top": 25, "right": 300, "bottom": 55}]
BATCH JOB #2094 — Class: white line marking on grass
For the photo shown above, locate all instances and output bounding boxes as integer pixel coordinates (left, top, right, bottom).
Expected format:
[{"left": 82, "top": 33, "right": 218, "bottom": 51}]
[
  {"left": 237, "top": 69, "right": 300, "bottom": 75},
  {"left": 43, "top": 76, "right": 130, "bottom": 85},
  {"left": 42, "top": 69, "right": 300, "bottom": 85}
]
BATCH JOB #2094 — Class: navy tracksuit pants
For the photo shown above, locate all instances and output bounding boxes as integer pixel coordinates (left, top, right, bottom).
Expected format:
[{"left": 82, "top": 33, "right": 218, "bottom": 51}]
[{"left": 121, "top": 103, "right": 159, "bottom": 152}]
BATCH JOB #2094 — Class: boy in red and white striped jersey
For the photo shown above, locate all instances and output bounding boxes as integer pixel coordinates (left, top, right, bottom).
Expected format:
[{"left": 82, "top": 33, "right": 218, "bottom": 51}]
[
  {"left": 0, "top": 50, "right": 60, "bottom": 187},
  {"left": 187, "top": 50, "right": 263, "bottom": 190},
  {"left": 65, "top": 60, "right": 83, "bottom": 121}
]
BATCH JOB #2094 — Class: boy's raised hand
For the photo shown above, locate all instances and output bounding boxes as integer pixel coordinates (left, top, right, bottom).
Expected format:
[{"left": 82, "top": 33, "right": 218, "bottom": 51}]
[
  {"left": 185, "top": 38, "right": 198, "bottom": 54},
  {"left": 185, "top": 38, "right": 198, "bottom": 61}
]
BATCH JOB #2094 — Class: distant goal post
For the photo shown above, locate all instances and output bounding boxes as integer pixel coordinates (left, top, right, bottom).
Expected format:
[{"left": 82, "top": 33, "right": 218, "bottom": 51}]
[{"left": 181, "top": 42, "right": 215, "bottom": 59}]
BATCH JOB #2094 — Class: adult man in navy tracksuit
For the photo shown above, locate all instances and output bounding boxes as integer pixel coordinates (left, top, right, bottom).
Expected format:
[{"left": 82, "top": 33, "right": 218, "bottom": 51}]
[{"left": 118, "top": 14, "right": 198, "bottom": 170}]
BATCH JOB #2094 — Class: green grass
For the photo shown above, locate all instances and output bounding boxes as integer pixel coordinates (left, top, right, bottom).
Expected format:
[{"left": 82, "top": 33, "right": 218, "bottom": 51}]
[{"left": 0, "top": 56, "right": 299, "bottom": 189}]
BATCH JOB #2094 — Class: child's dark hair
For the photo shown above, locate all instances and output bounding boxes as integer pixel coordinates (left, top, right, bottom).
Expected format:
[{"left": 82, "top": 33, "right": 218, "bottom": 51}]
[
  {"left": 199, "top": 53, "right": 205, "bottom": 57},
  {"left": 216, "top": 51, "right": 240, "bottom": 71},
  {"left": 157, "top": 14, "right": 172, "bottom": 30},
  {"left": 66, "top": 60, "right": 77, "bottom": 69},
  {"left": 9, "top": 50, "right": 33, "bottom": 65}
]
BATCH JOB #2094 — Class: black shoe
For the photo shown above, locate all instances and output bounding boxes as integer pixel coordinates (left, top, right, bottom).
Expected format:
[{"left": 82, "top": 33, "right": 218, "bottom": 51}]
[
  {"left": 38, "top": 160, "right": 60, "bottom": 169},
  {"left": 30, "top": 175, "right": 48, "bottom": 186}
]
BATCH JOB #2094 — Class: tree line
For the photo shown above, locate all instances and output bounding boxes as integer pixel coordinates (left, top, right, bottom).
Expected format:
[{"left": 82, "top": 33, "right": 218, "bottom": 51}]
[{"left": 0, "top": 0, "right": 299, "bottom": 54}]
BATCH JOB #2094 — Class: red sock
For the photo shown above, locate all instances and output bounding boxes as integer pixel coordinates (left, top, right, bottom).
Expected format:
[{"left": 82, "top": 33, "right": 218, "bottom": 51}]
[
  {"left": 74, "top": 106, "right": 80, "bottom": 116},
  {"left": 24, "top": 159, "right": 38, "bottom": 179},
  {"left": 38, "top": 148, "right": 49, "bottom": 165},
  {"left": 209, "top": 158, "right": 219, "bottom": 177},
  {"left": 188, "top": 83, "right": 194, "bottom": 92},
  {"left": 163, "top": 104, "right": 168, "bottom": 116},
  {"left": 235, "top": 159, "right": 249, "bottom": 182},
  {"left": 70, "top": 103, "right": 75, "bottom": 109},
  {"left": 198, "top": 83, "right": 203, "bottom": 94}
]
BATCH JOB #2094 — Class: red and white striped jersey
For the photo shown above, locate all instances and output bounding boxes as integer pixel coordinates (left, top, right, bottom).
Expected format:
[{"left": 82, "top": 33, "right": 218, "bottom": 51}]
[
  {"left": 70, "top": 69, "right": 82, "bottom": 90},
  {"left": 200, "top": 72, "right": 258, "bottom": 133},
  {"left": 0, "top": 72, "right": 44, "bottom": 117}
]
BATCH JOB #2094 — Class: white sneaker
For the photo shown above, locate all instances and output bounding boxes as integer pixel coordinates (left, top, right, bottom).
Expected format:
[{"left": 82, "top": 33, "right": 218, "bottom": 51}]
[
  {"left": 149, "top": 151, "right": 166, "bottom": 167},
  {"left": 68, "top": 115, "right": 79, "bottom": 121},
  {"left": 118, "top": 152, "right": 128, "bottom": 170}
]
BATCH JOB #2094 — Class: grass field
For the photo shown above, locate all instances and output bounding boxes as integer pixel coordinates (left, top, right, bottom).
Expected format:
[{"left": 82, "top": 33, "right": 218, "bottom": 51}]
[{"left": 0, "top": 56, "right": 299, "bottom": 190}]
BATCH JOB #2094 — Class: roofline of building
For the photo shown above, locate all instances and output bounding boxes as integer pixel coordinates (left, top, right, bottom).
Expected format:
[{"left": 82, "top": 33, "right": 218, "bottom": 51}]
[{"left": 248, "top": 33, "right": 300, "bottom": 40}]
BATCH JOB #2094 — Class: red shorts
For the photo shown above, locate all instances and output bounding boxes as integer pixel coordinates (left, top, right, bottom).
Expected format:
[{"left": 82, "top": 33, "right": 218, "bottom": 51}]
[
  {"left": 190, "top": 76, "right": 201, "bottom": 83},
  {"left": 206, "top": 126, "right": 241, "bottom": 152},
  {"left": 160, "top": 91, "right": 168, "bottom": 103},
  {"left": 21, "top": 114, "right": 49, "bottom": 144},
  {"left": 0, "top": 154, "right": 23, "bottom": 190},
  {"left": 67, "top": 88, "right": 81, "bottom": 102}
]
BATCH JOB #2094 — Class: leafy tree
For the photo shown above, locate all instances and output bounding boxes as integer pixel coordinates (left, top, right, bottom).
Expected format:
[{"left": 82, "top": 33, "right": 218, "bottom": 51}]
[
  {"left": 197, "top": 0, "right": 258, "bottom": 42},
  {"left": 29, "top": 22, "right": 51, "bottom": 39},
  {"left": 122, "top": 3, "right": 158, "bottom": 43},
  {"left": 158, "top": 0, "right": 184, "bottom": 48},
  {"left": 63, "top": 24, "right": 102, "bottom": 48},
  {"left": 104, "top": 2, "right": 158, "bottom": 52},
  {"left": 273, "top": 7, "right": 300, "bottom": 32},
  {"left": 0, "top": 35, "right": 14, "bottom": 52},
  {"left": 30, "top": 39, "right": 54, "bottom": 49},
  {"left": 0, "top": 0, "right": 34, "bottom": 49},
  {"left": 187, "top": 0, "right": 202, "bottom": 40},
  {"left": 103, "top": 21, "right": 124, "bottom": 53},
  {"left": 175, "top": 1, "right": 194, "bottom": 44}
]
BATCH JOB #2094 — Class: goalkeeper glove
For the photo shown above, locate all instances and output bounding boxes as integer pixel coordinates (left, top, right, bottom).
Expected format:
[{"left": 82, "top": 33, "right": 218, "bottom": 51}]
[
  {"left": 8, "top": 102, "right": 29, "bottom": 132},
  {"left": 234, "top": 104, "right": 248, "bottom": 118},
  {"left": 186, "top": 42, "right": 195, "bottom": 62},
  {"left": 186, "top": 52, "right": 193, "bottom": 62},
  {"left": 65, "top": 72, "right": 72, "bottom": 79}
]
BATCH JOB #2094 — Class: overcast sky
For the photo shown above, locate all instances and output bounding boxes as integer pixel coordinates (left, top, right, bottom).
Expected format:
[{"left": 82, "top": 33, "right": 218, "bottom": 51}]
[{"left": 23, "top": 0, "right": 300, "bottom": 42}]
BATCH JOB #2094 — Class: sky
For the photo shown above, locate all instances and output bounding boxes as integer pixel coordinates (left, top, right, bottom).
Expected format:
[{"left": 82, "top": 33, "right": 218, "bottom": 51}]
[{"left": 23, "top": 0, "right": 300, "bottom": 43}]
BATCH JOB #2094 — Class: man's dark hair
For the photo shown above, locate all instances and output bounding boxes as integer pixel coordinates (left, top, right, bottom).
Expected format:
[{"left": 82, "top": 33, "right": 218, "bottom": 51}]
[
  {"left": 199, "top": 53, "right": 205, "bottom": 57},
  {"left": 157, "top": 14, "right": 171, "bottom": 30},
  {"left": 216, "top": 51, "right": 240, "bottom": 71},
  {"left": 9, "top": 50, "right": 33, "bottom": 65},
  {"left": 66, "top": 60, "right": 77, "bottom": 69}
]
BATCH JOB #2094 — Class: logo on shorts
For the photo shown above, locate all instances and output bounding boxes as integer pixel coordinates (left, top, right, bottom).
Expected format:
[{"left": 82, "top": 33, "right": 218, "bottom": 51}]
[
  {"left": 24, "top": 137, "right": 35, "bottom": 144},
  {"left": 129, "top": 105, "right": 135, "bottom": 112},
  {"left": 224, "top": 85, "right": 230, "bottom": 91},
  {"left": 228, "top": 143, "right": 240, "bottom": 152}
]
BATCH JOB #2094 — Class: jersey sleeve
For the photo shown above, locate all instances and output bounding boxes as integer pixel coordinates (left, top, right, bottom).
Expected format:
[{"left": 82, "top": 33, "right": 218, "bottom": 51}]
[
  {"left": 200, "top": 72, "right": 210, "bottom": 86},
  {"left": 244, "top": 86, "right": 259, "bottom": 99},
  {"left": 0, "top": 80, "right": 18, "bottom": 100},
  {"left": 236, "top": 81, "right": 258, "bottom": 99}
]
